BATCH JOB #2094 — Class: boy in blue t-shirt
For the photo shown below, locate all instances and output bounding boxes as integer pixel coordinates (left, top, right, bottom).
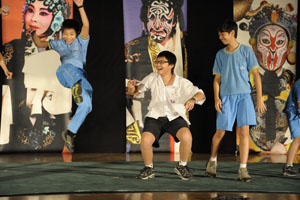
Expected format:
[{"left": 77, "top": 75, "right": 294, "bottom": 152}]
[
  {"left": 205, "top": 19, "right": 266, "bottom": 182},
  {"left": 32, "top": 0, "right": 92, "bottom": 153},
  {"left": 282, "top": 79, "right": 300, "bottom": 176}
]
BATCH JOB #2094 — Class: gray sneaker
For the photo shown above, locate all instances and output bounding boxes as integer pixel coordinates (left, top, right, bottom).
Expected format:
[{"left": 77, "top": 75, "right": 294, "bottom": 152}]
[
  {"left": 62, "top": 130, "right": 76, "bottom": 153},
  {"left": 137, "top": 167, "right": 155, "bottom": 180},
  {"left": 205, "top": 160, "right": 217, "bottom": 177},
  {"left": 174, "top": 164, "right": 193, "bottom": 180},
  {"left": 238, "top": 168, "right": 252, "bottom": 182}
]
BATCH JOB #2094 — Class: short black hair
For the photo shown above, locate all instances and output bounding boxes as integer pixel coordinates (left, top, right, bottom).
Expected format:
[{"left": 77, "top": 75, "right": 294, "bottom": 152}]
[
  {"left": 218, "top": 19, "right": 238, "bottom": 38},
  {"left": 62, "top": 19, "right": 81, "bottom": 35},
  {"left": 157, "top": 51, "right": 176, "bottom": 73}
]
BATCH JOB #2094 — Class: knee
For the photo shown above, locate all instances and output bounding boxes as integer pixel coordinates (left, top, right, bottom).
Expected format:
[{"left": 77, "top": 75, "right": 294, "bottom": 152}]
[
  {"left": 238, "top": 127, "right": 249, "bottom": 138},
  {"left": 294, "top": 137, "right": 300, "bottom": 145},
  {"left": 141, "top": 132, "right": 155, "bottom": 146},
  {"left": 79, "top": 100, "right": 92, "bottom": 113},
  {"left": 56, "top": 64, "right": 67, "bottom": 73},
  {"left": 177, "top": 128, "right": 192, "bottom": 143},
  {"left": 214, "top": 130, "right": 225, "bottom": 140}
]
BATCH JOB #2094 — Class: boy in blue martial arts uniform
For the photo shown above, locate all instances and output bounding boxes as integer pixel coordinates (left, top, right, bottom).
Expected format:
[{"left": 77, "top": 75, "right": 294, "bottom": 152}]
[
  {"left": 205, "top": 19, "right": 266, "bottom": 182},
  {"left": 282, "top": 79, "right": 300, "bottom": 176},
  {"left": 32, "top": 0, "right": 92, "bottom": 152}
]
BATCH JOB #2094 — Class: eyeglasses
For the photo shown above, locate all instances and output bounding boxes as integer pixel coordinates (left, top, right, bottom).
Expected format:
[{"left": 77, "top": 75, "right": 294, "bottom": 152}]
[{"left": 154, "top": 60, "right": 169, "bottom": 65}]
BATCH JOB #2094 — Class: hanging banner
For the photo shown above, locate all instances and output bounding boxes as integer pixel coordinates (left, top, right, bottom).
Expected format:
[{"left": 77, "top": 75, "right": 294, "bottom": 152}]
[
  {"left": 0, "top": 0, "right": 73, "bottom": 152},
  {"left": 234, "top": 0, "right": 298, "bottom": 153},
  {"left": 123, "top": 0, "right": 188, "bottom": 153}
]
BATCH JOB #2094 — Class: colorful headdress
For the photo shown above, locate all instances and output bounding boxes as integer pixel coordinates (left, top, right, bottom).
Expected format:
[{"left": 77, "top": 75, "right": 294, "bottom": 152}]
[
  {"left": 24, "top": 0, "right": 71, "bottom": 36},
  {"left": 237, "top": 2, "right": 297, "bottom": 43}
]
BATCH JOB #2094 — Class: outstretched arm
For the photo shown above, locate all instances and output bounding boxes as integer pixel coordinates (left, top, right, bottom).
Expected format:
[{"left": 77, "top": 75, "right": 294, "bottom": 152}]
[
  {"left": 0, "top": 53, "right": 13, "bottom": 79},
  {"left": 126, "top": 79, "right": 139, "bottom": 95},
  {"left": 32, "top": 31, "right": 49, "bottom": 48},
  {"left": 74, "top": 0, "right": 89, "bottom": 38}
]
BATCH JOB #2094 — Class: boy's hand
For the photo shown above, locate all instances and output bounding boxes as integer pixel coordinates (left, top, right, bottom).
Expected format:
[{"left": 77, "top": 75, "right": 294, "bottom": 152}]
[
  {"left": 73, "top": 0, "right": 84, "bottom": 7},
  {"left": 4, "top": 70, "right": 13, "bottom": 79},
  {"left": 127, "top": 79, "right": 138, "bottom": 89},
  {"left": 215, "top": 98, "right": 222, "bottom": 113},
  {"left": 185, "top": 99, "right": 195, "bottom": 111},
  {"left": 256, "top": 98, "right": 266, "bottom": 114},
  {"left": 126, "top": 79, "right": 138, "bottom": 95},
  {"left": 0, "top": 5, "right": 10, "bottom": 16}
]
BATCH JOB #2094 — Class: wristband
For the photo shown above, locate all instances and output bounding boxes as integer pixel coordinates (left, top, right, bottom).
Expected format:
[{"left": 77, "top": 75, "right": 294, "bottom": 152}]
[{"left": 78, "top": 5, "right": 84, "bottom": 9}]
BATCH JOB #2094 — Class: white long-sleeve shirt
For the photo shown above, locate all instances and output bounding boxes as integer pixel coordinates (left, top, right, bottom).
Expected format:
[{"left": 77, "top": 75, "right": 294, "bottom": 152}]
[{"left": 136, "top": 72, "right": 205, "bottom": 125}]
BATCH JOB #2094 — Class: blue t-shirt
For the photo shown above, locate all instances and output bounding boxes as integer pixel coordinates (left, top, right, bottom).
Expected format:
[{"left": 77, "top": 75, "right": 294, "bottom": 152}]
[
  {"left": 285, "top": 79, "right": 300, "bottom": 121},
  {"left": 212, "top": 44, "right": 259, "bottom": 96},
  {"left": 49, "top": 34, "right": 90, "bottom": 69}
]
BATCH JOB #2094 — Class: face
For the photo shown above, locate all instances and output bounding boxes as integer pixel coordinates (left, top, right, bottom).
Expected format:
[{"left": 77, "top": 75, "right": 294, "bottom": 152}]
[
  {"left": 147, "top": 0, "right": 176, "bottom": 43},
  {"left": 63, "top": 28, "right": 77, "bottom": 44},
  {"left": 25, "top": 0, "right": 53, "bottom": 36},
  {"left": 255, "top": 25, "right": 289, "bottom": 71},
  {"left": 154, "top": 56, "right": 173, "bottom": 75},
  {"left": 218, "top": 31, "right": 234, "bottom": 45}
]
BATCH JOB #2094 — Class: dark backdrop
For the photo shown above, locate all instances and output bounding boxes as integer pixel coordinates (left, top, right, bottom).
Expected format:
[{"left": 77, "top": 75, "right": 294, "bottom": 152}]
[{"left": 0, "top": 1, "right": 299, "bottom": 153}]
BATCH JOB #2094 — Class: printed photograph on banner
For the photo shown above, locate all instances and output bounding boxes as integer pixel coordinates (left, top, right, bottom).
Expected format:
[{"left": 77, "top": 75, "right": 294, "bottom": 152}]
[
  {"left": 234, "top": 0, "right": 297, "bottom": 153},
  {"left": 123, "top": 0, "right": 188, "bottom": 152},
  {"left": 0, "top": 0, "right": 73, "bottom": 152}
]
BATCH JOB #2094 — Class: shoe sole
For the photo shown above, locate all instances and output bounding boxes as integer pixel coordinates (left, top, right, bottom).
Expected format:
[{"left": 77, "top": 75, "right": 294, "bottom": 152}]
[
  {"left": 138, "top": 174, "right": 155, "bottom": 180},
  {"left": 174, "top": 168, "right": 193, "bottom": 180},
  {"left": 238, "top": 176, "right": 252, "bottom": 182},
  {"left": 205, "top": 172, "right": 216, "bottom": 178},
  {"left": 72, "top": 83, "right": 83, "bottom": 103},
  {"left": 283, "top": 172, "right": 297, "bottom": 177},
  {"left": 238, "top": 178, "right": 252, "bottom": 182},
  {"left": 61, "top": 131, "right": 74, "bottom": 153}
]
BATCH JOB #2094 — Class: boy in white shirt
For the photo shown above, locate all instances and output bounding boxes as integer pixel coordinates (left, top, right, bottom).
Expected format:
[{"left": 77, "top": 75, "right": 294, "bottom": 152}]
[{"left": 127, "top": 51, "right": 205, "bottom": 180}]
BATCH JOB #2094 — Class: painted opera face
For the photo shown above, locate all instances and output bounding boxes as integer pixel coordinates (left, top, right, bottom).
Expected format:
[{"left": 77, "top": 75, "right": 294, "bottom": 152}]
[
  {"left": 25, "top": 0, "right": 54, "bottom": 36},
  {"left": 147, "top": 0, "right": 176, "bottom": 44},
  {"left": 255, "top": 24, "right": 289, "bottom": 72}
]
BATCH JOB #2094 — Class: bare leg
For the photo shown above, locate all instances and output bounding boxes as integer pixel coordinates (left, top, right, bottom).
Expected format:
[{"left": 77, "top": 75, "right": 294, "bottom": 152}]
[
  {"left": 287, "top": 137, "right": 300, "bottom": 164},
  {"left": 176, "top": 127, "right": 192, "bottom": 162},
  {"left": 140, "top": 132, "right": 155, "bottom": 166},
  {"left": 237, "top": 125, "right": 249, "bottom": 164},
  {"left": 211, "top": 129, "right": 226, "bottom": 158}
]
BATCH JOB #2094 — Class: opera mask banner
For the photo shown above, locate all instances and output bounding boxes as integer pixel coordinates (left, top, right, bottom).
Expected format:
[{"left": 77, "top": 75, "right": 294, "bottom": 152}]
[
  {"left": 234, "top": 0, "right": 298, "bottom": 154},
  {"left": 1, "top": 0, "right": 73, "bottom": 152},
  {"left": 123, "top": 0, "right": 188, "bottom": 154}
]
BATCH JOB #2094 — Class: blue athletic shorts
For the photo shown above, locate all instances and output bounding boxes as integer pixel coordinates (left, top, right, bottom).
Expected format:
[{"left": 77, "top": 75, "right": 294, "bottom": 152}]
[
  {"left": 216, "top": 93, "right": 256, "bottom": 131},
  {"left": 288, "top": 117, "right": 300, "bottom": 139}
]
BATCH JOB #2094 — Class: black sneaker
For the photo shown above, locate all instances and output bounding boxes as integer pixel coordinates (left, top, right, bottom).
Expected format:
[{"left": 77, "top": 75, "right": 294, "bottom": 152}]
[
  {"left": 137, "top": 167, "right": 155, "bottom": 180},
  {"left": 72, "top": 82, "right": 83, "bottom": 103},
  {"left": 62, "top": 130, "right": 76, "bottom": 153},
  {"left": 174, "top": 164, "right": 193, "bottom": 180},
  {"left": 283, "top": 165, "right": 297, "bottom": 176}
]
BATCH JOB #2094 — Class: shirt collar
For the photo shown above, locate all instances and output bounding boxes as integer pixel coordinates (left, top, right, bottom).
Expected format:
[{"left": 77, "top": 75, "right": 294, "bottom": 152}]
[{"left": 157, "top": 73, "right": 179, "bottom": 88}]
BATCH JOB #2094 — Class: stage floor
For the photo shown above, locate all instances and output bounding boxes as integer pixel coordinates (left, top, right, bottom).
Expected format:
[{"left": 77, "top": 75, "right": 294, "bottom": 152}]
[{"left": 0, "top": 153, "right": 299, "bottom": 200}]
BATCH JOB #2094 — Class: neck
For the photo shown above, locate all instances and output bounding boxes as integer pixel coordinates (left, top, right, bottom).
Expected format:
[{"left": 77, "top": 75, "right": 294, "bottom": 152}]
[
  {"left": 226, "top": 39, "right": 239, "bottom": 52},
  {"left": 161, "top": 73, "right": 174, "bottom": 86}
]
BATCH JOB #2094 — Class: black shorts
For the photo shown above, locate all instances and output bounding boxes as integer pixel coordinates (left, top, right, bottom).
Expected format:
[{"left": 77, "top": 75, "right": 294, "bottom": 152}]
[{"left": 143, "top": 116, "right": 188, "bottom": 148}]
